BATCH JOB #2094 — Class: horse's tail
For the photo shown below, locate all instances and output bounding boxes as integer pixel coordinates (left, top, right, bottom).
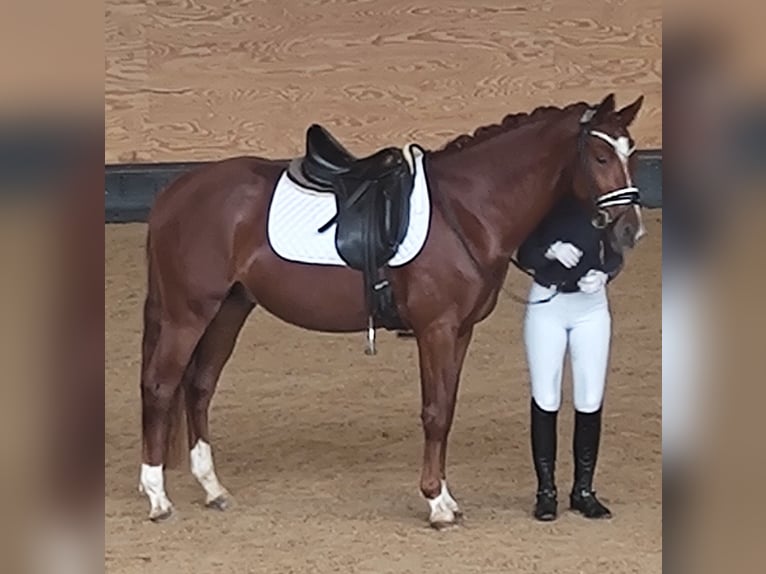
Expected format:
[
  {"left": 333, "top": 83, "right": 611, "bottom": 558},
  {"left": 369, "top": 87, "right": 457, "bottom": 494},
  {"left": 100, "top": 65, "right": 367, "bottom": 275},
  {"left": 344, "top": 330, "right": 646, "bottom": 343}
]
[
  {"left": 143, "top": 229, "right": 189, "bottom": 471},
  {"left": 164, "top": 384, "right": 188, "bottom": 470}
]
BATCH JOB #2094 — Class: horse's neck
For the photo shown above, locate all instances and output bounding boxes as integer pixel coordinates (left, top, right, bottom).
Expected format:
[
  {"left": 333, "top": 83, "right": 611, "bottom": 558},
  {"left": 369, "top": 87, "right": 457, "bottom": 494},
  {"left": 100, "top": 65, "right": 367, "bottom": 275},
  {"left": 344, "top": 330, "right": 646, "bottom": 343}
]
[{"left": 428, "top": 126, "right": 575, "bottom": 263}]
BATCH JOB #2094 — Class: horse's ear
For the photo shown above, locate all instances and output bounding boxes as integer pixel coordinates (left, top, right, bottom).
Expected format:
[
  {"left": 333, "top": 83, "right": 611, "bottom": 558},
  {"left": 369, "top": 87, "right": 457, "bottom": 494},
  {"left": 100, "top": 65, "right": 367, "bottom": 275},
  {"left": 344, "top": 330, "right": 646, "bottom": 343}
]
[
  {"left": 616, "top": 95, "right": 644, "bottom": 127},
  {"left": 590, "top": 93, "right": 616, "bottom": 123},
  {"left": 599, "top": 93, "right": 616, "bottom": 112}
]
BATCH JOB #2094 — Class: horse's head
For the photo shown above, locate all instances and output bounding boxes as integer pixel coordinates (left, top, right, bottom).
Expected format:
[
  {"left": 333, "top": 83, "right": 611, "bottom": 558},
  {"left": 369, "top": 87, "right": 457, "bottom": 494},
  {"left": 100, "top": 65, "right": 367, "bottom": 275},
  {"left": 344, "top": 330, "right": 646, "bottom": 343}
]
[{"left": 571, "top": 93, "right": 646, "bottom": 252}]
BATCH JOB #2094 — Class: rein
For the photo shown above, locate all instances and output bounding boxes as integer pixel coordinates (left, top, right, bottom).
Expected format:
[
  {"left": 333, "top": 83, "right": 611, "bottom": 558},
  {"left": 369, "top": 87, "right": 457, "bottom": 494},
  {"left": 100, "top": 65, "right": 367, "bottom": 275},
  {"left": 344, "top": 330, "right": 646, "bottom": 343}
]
[
  {"left": 430, "top": 114, "right": 601, "bottom": 307},
  {"left": 429, "top": 167, "right": 560, "bottom": 306},
  {"left": 430, "top": 112, "right": 642, "bottom": 307},
  {"left": 508, "top": 257, "right": 560, "bottom": 305}
]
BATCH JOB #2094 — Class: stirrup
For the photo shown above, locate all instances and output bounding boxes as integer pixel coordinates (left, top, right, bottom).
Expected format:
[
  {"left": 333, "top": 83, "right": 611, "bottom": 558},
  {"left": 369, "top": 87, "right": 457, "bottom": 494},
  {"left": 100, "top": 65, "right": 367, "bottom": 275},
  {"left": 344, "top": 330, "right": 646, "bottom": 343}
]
[{"left": 365, "top": 315, "right": 376, "bottom": 356}]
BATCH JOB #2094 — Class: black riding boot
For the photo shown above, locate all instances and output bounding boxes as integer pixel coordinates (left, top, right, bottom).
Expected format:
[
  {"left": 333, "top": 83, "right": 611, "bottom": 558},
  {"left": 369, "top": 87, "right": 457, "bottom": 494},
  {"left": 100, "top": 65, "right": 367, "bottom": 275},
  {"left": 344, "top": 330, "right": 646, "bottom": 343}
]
[
  {"left": 531, "top": 399, "right": 558, "bottom": 521},
  {"left": 570, "top": 408, "right": 612, "bottom": 519}
]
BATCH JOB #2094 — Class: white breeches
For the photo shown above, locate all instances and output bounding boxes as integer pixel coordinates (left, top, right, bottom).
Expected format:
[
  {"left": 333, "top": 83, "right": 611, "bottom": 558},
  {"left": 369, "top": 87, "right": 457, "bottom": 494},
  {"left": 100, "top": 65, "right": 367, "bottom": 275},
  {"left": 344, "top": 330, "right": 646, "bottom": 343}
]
[{"left": 523, "top": 282, "right": 612, "bottom": 413}]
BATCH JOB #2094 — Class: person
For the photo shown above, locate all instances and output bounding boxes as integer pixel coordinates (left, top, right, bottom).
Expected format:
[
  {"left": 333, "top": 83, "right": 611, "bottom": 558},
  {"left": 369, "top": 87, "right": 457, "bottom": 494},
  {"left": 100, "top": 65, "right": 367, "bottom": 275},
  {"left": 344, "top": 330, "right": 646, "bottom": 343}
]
[{"left": 516, "top": 195, "right": 625, "bottom": 521}]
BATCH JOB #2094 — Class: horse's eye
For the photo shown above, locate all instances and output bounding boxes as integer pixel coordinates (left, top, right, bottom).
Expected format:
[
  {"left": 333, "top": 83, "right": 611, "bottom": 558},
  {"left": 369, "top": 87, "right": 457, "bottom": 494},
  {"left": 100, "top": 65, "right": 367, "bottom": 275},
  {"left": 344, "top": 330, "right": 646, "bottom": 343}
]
[{"left": 596, "top": 157, "right": 608, "bottom": 164}]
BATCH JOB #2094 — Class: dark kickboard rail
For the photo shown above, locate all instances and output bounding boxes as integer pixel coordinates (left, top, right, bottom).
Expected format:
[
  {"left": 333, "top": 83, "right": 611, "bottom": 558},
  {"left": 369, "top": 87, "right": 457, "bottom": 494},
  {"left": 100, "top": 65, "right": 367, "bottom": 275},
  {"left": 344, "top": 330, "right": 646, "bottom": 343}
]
[{"left": 105, "top": 150, "right": 662, "bottom": 223}]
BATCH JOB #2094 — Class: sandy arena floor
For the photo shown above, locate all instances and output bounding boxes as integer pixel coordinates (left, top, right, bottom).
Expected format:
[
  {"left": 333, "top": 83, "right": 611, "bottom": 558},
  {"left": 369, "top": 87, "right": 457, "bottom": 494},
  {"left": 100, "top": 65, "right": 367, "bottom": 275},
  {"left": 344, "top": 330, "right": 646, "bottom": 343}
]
[{"left": 105, "top": 213, "right": 661, "bottom": 573}]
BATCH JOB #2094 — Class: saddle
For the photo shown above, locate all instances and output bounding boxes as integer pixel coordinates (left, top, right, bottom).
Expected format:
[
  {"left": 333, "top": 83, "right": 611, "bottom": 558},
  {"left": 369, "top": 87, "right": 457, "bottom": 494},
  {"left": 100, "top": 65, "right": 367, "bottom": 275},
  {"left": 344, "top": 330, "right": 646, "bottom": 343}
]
[{"left": 286, "top": 124, "right": 415, "bottom": 338}]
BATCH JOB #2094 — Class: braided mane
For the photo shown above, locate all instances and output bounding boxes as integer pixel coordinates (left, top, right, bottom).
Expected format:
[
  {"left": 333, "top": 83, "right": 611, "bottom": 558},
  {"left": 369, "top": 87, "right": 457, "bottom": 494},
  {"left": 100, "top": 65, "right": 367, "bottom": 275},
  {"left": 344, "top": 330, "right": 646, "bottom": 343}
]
[{"left": 436, "top": 101, "right": 590, "bottom": 153}]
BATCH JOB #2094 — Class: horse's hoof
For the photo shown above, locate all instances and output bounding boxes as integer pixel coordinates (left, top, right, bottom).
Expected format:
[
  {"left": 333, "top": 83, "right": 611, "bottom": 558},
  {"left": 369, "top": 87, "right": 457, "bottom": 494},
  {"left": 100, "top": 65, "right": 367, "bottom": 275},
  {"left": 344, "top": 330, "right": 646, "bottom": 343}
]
[
  {"left": 428, "top": 507, "right": 459, "bottom": 530},
  {"left": 430, "top": 519, "right": 459, "bottom": 531},
  {"left": 206, "top": 495, "right": 230, "bottom": 511},
  {"left": 149, "top": 507, "right": 172, "bottom": 522}
]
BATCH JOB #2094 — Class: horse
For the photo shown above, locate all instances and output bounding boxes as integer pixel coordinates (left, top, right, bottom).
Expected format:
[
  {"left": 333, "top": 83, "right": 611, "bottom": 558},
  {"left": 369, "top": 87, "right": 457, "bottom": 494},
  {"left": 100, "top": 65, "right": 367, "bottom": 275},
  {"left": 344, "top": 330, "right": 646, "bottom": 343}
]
[{"left": 137, "top": 93, "right": 645, "bottom": 528}]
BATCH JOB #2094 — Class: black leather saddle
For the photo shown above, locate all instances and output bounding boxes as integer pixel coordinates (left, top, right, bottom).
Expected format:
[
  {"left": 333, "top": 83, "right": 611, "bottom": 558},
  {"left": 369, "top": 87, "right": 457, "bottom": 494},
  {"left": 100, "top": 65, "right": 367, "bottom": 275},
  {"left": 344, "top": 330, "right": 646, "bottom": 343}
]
[
  {"left": 301, "top": 125, "right": 403, "bottom": 189},
  {"left": 286, "top": 124, "right": 416, "bottom": 330}
]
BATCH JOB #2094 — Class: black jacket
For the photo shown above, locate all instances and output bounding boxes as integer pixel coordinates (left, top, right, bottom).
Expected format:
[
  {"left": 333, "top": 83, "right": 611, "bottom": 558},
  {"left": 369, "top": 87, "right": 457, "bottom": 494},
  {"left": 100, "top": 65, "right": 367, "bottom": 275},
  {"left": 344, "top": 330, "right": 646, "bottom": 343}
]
[{"left": 516, "top": 197, "right": 624, "bottom": 292}]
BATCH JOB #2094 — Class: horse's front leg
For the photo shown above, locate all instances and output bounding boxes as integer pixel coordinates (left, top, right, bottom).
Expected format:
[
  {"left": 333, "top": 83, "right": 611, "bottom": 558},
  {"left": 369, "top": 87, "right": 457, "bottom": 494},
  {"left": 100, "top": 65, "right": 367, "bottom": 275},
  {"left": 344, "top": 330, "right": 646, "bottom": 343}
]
[{"left": 416, "top": 323, "right": 473, "bottom": 529}]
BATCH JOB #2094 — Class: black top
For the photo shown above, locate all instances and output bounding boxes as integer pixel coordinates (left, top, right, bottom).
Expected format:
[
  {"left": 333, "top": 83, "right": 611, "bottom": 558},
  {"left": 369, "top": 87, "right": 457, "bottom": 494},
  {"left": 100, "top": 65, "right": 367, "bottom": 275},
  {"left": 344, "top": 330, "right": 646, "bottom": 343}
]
[{"left": 516, "top": 196, "right": 624, "bottom": 292}]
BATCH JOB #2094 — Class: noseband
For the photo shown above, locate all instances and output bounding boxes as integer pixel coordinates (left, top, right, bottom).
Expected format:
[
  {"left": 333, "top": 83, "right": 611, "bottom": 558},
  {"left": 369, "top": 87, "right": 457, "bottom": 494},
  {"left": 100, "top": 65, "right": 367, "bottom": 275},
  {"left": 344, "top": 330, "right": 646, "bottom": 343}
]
[{"left": 577, "top": 115, "right": 641, "bottom": 229}]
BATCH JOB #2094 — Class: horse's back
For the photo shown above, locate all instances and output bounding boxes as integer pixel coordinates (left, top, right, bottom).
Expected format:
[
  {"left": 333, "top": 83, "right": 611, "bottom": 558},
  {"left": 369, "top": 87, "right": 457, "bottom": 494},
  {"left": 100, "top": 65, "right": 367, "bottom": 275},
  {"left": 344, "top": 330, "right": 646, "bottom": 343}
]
[{"left": 149, "top": 156, "right": 286, "bottom": 229}]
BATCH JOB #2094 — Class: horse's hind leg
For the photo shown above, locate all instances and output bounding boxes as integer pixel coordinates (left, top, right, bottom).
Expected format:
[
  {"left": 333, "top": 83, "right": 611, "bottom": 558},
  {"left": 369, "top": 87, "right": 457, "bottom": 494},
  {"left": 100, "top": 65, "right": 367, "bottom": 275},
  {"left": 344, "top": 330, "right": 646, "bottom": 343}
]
[
  {"left": 140, "top": 310, "right": 212, "bottom": 521},
  {"left": 185, "top": 286, "right": 255, "bottom": 510}
]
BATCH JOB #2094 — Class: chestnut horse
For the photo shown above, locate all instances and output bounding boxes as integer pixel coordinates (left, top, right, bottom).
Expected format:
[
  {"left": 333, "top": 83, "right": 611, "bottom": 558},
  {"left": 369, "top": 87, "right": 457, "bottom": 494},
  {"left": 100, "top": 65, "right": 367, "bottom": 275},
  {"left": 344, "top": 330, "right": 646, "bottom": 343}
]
[{"left": 138, "top": 93, "right": 645, "bottom": 527}]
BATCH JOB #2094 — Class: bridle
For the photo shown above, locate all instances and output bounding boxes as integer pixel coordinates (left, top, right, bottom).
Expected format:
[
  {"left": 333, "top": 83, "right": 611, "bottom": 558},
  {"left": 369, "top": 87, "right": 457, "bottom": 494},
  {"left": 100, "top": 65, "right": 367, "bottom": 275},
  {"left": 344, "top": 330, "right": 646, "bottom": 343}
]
[{"left": 577, "top": 116, "right": 642, "bottom": 229}]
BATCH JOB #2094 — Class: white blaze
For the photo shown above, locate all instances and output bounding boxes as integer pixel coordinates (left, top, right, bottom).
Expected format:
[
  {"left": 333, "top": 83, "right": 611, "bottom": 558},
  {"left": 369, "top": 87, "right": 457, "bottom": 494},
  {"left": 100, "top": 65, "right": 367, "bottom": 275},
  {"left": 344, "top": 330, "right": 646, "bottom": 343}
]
[{"left": 590, "top": 130, "right": 646, "bottom": 242}]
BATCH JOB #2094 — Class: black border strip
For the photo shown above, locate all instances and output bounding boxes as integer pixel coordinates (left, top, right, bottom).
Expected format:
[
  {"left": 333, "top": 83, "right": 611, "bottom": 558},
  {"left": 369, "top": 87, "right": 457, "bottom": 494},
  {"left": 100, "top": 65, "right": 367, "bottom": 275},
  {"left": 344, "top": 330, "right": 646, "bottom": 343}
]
[{"left": 105, "top": 149, "right": 662, "bottom": 223}]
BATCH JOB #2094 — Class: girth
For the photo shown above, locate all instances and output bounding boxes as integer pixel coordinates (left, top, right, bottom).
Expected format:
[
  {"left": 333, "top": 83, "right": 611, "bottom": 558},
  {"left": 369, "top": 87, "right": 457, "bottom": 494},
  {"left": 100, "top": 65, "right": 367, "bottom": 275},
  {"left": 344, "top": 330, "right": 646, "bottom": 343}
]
[{"left": 286, "top": 124, "right": 416, "bottom": 338}]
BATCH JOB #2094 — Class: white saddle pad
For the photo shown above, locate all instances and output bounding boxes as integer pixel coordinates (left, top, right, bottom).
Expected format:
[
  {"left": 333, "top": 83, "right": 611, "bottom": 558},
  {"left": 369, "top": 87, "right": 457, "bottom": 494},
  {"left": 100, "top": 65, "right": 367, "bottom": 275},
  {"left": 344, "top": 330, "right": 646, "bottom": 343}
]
[{"left": 267, "top": 145, "right": 431, "bottom": 267}]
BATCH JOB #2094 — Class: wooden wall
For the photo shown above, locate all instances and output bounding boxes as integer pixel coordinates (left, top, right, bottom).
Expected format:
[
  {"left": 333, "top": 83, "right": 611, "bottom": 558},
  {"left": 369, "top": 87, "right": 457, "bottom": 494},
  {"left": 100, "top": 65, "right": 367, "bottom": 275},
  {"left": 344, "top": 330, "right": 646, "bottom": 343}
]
[{"left": 105, "top": 0, "right": 661, "bottom": 164}]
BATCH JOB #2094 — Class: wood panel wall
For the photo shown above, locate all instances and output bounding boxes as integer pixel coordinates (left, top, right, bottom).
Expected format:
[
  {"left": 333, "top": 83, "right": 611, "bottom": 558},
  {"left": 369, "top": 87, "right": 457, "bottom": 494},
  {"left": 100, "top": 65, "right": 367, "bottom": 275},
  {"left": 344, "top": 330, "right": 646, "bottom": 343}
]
[{"left": 105, "top": 0, "right": 661, "bottom": 164}]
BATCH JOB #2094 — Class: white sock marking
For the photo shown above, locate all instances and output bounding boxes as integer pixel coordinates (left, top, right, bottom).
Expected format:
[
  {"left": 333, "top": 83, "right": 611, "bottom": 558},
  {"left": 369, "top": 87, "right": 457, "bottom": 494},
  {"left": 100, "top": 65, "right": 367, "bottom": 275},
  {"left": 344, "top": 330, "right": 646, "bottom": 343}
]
[
  {"left": 427, "top": 480, "right": 460, "bottom": 524},
  {"left": 440, "top": 480, "right": 460, "bottom": 513},
  {"left": 139, "top": 463, "right": 172, "bottom": 518},
  {"left": 190, "top": 439, "right": 228, "bottom": 503}
]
